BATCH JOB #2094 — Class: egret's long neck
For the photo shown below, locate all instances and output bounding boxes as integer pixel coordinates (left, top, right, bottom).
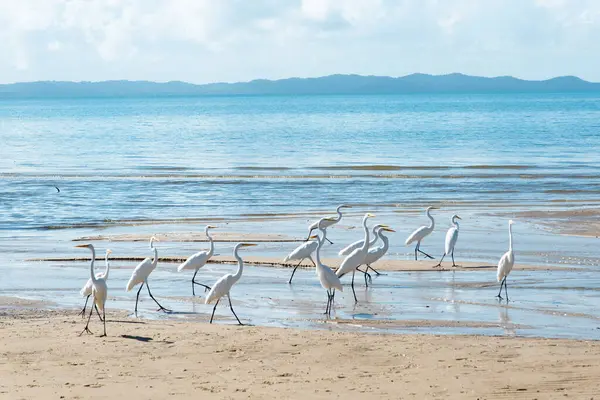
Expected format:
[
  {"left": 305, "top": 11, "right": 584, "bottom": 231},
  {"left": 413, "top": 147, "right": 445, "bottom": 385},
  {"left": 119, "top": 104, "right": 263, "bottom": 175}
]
[
  {"left": 453, "top": 218, "right": 460, "bottom": 230},
  {"left": 315, "top": 229, "right": 326, "bottom": 268},
  {"left": 360, "top": 217, "right": 370, "bottom": 252},
  {"left": 207, "top": 229, "right": 214, "bottom": 257},
  {"left": 152, "top": 244, "right": 158, "bottom": 267},
  {"left": 380, "top": 232, "right": 390, "bottom": 252},
  {"left": 508, "top": 224, "right": 513, "bottom": 252},
  {"left": 427, "top": 209, "right": 435, "bottom": 230},
  {"left": 369, "top": 226, "right": 379, "bottom": 246},
  {"left": 89, "top": 247, "right": 98, "bottom": 284},
  {"left": 334, "top": 206, "right": 344, "bottom": 222},
  {"left": 104, "top": 253, "right": 110, "bottom": 280},
  {"left": 233, "top": 246, "right": 244, "bottom": 281}
]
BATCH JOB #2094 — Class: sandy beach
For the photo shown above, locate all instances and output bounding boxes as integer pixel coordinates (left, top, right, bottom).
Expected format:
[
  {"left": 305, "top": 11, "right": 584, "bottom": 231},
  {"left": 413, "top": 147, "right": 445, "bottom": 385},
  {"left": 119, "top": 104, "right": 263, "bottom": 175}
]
[{"left": 1, "top": 306, "right": 599, "bottom": 399}]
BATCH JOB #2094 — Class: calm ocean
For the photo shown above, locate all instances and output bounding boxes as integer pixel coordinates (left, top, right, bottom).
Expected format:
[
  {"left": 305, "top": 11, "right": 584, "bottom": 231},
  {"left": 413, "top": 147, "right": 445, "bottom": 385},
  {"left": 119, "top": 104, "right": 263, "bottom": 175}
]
[{"left": 1, "top": 93, "right": 600, "bottom": 231}]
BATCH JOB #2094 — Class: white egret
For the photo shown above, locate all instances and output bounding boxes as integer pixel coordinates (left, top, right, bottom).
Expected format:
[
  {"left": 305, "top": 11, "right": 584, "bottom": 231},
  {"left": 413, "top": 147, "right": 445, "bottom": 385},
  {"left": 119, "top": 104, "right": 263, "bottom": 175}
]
[
  {"left": 314, "top": 219, "right": 343, "bottom": 315},
  {"left": 405, "top": 206, "right": 438, "bottom": 260},
  {"left": 79, "top": 248, "right": 112, "bottom": 320},
  {"left": 205, "top": 243, "right": 256, "bottom": 325},
  {"left": 126, "top": 236, "right": 171, "bottom": 316},
  {"left": 363, "top": 227, "right": 396, "bottom": 274},
  {"left": 285, "top": 217, "right": 336, "bottom": 284},
  {"left": 306, "top": 204, "right": 352, "bottom": 244},
  {"left": 338, "top": 224, "right": 388, "bottom": 257},
  {"left": 177, "top": 225, "right": 217, "bottom": 296},
  {"left": 336, "top": 213, "right": 376, "bottom": 303},
  {"left": 434, "top": 215, "right": 462, "bottom": 268},
  {"left": 283, "top": 235, "right": 318, "bottom": 284},
  {"left": 497, "top": 220, "right": 515, "bottom": 301},
  {"left": 75, "top": 244, "right": 108, "bottom": 337}
]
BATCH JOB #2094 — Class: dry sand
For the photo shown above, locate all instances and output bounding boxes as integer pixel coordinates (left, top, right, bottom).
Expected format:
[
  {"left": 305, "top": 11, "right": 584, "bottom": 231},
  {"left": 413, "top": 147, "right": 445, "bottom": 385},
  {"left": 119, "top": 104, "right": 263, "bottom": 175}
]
[{"left": 1, "top": 307, "right": 599, "bottom": 400}]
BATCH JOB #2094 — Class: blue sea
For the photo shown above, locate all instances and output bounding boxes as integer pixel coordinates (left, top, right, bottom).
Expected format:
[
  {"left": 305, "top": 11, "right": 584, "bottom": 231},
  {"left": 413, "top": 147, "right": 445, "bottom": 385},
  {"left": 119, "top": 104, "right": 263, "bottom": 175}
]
[{"left": 1, "top": 93, "right": 600, "bottom": 338}]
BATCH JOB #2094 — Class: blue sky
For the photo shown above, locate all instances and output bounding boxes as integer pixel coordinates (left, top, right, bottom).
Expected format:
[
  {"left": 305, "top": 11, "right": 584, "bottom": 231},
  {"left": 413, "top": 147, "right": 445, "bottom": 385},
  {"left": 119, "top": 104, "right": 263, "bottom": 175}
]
[{"left": 1, "top": 0, "right": 599, "bottom": 83}]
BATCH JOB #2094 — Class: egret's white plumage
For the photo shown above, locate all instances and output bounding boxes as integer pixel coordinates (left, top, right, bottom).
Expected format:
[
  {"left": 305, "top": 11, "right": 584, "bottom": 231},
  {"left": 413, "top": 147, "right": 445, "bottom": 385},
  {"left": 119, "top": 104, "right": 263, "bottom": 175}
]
[
  {"left": 306, "top": 204, "right": 352, "bottom": 242},
  {"left": 76, "top": 244, "right": 108, "bottom": 337},
  {"left": 338, "top": 224, "right": 387, "bottom": 256},
  {"left": 79, "top": 249, "right": 111, "bottom": 319},
  {"left": 364, "top": 227, "right": 395, "bottom": 266},
  {"left": 177, "top": 225, "right": 217, "bottom": 295},
  {"left": 336, "top": 213, "right": 375, "bottom": 303},
  {"left": 314, "top": 220, "right": 343, "bottom": 315},
  {"left": 405, "top": 206, "right": 437, "bottom": 260},
  {"left": 126, "top": 236, "right": 170, "bottom": 316},
  {"left": 434, "top": 215, "right": 461, "bottom": 268},
  {"left": 205, "top": 243, "right": 256, "bottom": 325},
  {"left": 284, "top": 232, "right": 321, "bottom": 284},
  {"left": 80, "top": 249, "right": 112, "bottom": 297},
  {"left": 496, "top": 220, "right": 515, "bottom": 301}
]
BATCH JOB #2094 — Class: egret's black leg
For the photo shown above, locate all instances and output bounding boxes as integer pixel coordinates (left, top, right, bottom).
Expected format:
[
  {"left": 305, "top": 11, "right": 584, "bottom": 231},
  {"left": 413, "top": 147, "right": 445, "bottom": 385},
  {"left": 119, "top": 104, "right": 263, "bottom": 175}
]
[
  {"left": 351, "top": 270, "right": 358, "bottom": 303},
  {"left": 418, "top": 248, "right": 435, "bottom": 259},
  {"left": 79, "top": 295, "right": 90, "bottom": 318},
  {"left": 134, "top": 282, "right": 144, "bottom": 317},
  {"left": 496, "top": 277, "right": 505, "bottom": 300},
  {"left": 356, "top": 267, "right": 372, "bottom": 284},
  {"left": 366, "top": 264, "right": 382, "bottom": 275},
  {"left": 504, "top": 278, "right": 509, "bottom": 302},
  {"left": 191, "top": 269, "right": 198, "bottom": 296},
  {"left": 100, "top": 308, "right": 107, "bottom": 337},
  {"left": 324, "top": 290, "right": 331, "bottom": 315},
  {"left": 79, "top": 301, "right": 94, "bottom": 336},
  {"left": 414, "top": 244, "right": 418, "bottom": 260},
  {"left": 209, "top": 299, "right": 220, "bottom": 323},
  {"left": 451, "top": 251, "right": 457, "bottom": 267},
  {"left": 228, "top": 296, "right": 243, "bottom": 325},
  {"left": 288, "top": 259, "right": 303, "bottom": 284},
  {"left": 95, "top": 304, "right": 103, "bottom": 322},
  {"left": 326, "top": 237, "right": 334, "bottom": 245},
  {"left": 146, "top": 281, "right": 171, "bottom": 312},
  {"left": 192, "top": 269, "right": 212, "bottom": 294},
  {"left": 434, "top": 253, "right": 446, "bottom": 268}
]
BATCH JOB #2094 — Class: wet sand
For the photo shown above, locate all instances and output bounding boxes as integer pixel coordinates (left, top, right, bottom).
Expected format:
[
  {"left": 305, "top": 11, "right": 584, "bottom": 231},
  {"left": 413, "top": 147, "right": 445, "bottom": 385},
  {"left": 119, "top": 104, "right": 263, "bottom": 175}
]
[
  {"left": 1, "top": 307, "right": 599, "bottom": 399},
  {"left": 27, "top": 255, "right": 587, "bottom": 273}
]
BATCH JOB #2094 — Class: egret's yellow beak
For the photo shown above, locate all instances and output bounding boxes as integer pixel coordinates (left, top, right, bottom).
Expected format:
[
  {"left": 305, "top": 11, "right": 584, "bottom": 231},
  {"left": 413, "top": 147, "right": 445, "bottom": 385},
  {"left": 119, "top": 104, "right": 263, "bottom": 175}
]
[
  {"left": 456, "top": 216, "right": 462, "bottom": 220},
  {"left": 341, "top": 205, "right": 353, "bottom": 208},
  {"left": 382, "top": 228, "right": 396, "bottom": 232},
  {"left": 309, "top": 235, "right": 319, "bottom": 239},
  {"left": 241, "top": 243, "right": 257, "bottom": 247},
  {"left": 74, "top": 244, "right": 90, "bottom": 248},
  {"left": 366, "top": 213, "right": 376, "bottom": 218},
  {"left": 207, "top": 225, "right": 217, "bottom": 229}
]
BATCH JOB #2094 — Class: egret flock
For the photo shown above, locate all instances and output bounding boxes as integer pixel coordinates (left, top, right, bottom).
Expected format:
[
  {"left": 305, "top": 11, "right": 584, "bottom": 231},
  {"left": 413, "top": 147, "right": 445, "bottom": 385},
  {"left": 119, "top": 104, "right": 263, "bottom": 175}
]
[{"left": 75, "top": 205, "right": 515, "bottom": 336}]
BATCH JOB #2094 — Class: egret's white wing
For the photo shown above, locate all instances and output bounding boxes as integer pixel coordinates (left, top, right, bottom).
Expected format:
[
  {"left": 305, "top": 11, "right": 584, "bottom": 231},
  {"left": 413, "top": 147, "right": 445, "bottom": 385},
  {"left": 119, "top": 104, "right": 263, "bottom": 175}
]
[
  {"left": 405, "top": 225, "right": 428, "bottom": 245},
  {"left": 205, "top": 274, "right": 235, "bottom": 304},
  {"left": 284, "top": 240, "right": 318, "bottom": 262},
  {"left": 336, "top": 248, "right": 366, "bottom": 277},
  {"left": 177, "top": 251, "right": 211, "bottom": 272},
  {"left": 444, "top": 227, "right": 459, "bottom": 255},
  {"left": 497, "top": 251, "right": 514, "bottom": 282},
  {"left": 338, "top": 238, "right": 364, "bottom": 256},
  {"left": 126, "top": 257, "right": 154, "bottom": 291}
]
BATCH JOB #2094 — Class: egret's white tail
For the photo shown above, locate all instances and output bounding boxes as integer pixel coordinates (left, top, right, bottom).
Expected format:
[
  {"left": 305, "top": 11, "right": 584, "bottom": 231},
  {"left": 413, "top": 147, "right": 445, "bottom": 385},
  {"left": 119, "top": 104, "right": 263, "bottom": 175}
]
[{"left": 126, "top": 277, "right": 136, "bottom": 292}]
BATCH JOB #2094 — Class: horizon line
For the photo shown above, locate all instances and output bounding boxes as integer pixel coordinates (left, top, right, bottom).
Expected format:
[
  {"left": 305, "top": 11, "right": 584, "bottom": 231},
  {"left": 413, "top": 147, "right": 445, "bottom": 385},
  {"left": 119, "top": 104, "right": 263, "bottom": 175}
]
[{"left": 1, "top": 72, "right": 597, "bottom": 86}]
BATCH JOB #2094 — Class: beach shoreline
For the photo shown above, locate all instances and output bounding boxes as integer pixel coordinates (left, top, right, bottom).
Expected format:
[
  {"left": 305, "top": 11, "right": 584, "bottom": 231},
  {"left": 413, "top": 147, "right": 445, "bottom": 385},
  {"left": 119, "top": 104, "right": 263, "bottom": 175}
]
[{"left": 1, "top": 305, "right": 599, "bottom": 399}]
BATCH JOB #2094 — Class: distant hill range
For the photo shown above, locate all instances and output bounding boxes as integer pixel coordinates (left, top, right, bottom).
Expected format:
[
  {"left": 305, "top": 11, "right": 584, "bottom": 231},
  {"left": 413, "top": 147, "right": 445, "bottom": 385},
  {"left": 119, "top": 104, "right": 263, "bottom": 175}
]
[{"left": 1, "top": 73, "right": 599, "bottom": 98}]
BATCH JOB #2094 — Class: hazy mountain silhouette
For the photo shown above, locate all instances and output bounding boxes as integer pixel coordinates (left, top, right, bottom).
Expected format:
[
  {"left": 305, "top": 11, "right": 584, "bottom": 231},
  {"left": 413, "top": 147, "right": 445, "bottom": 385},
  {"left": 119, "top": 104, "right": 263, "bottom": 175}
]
[{"left": 1, "top": 73, "right": 599, "bottom": 98}]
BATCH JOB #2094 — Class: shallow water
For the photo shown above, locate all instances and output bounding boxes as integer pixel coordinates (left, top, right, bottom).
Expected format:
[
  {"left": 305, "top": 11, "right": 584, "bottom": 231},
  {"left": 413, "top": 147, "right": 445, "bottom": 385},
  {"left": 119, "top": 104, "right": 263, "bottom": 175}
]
[{"left": 1, "top": 94, "right": 600, "bottom": 339}]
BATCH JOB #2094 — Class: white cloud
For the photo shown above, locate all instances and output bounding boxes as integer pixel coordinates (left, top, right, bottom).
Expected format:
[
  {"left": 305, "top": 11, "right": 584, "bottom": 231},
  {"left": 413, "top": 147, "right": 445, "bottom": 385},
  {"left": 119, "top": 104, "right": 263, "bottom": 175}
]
[{"left": 0, "top": 0, "right": 599, "bottom": 83}]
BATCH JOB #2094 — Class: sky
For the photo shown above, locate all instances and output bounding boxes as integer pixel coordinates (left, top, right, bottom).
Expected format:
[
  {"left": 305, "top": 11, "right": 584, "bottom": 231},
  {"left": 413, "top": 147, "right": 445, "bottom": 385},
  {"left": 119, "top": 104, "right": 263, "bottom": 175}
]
[{"left": 1, "top": 0, "right": 599, "bottom": 84}]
